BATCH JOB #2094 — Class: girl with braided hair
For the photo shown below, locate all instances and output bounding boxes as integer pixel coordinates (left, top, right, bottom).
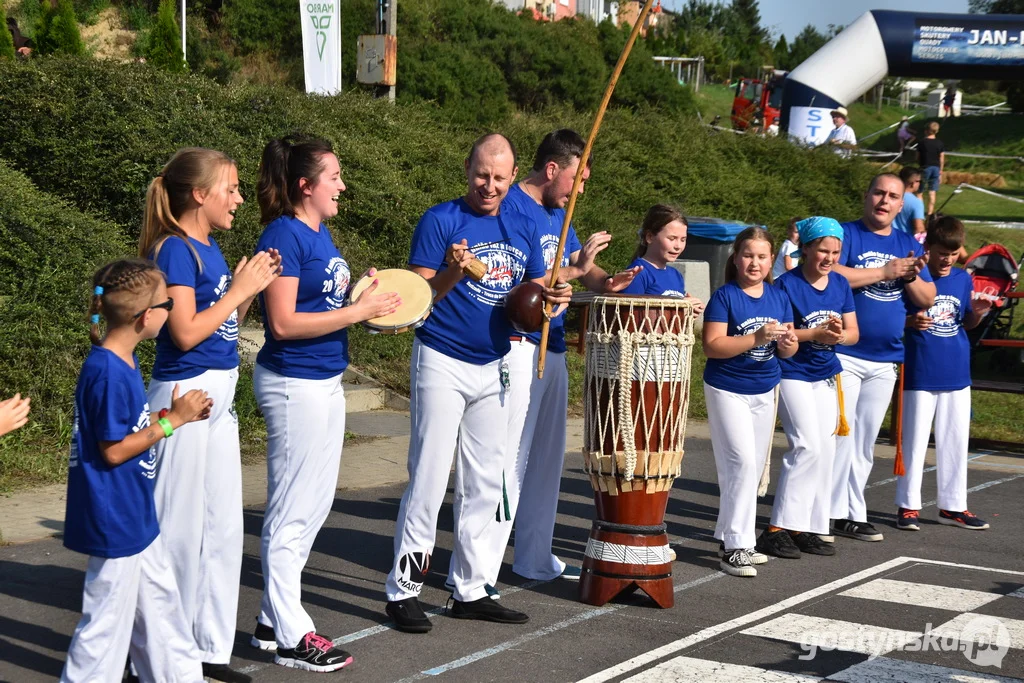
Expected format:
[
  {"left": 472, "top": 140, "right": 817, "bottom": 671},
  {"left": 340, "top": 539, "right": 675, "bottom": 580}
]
[
  {"left": 139, "top": 148, "right": 280, "bottom": 683},
  {"left": 62, "top": 259, "right": 213, "bottom": 683}
]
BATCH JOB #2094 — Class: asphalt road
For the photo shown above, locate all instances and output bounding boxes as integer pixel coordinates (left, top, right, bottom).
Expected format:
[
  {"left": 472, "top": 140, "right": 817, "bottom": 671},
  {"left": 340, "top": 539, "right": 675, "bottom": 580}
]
[{"left": 2, "top": 432, "right": 1022, "bottom": 682}]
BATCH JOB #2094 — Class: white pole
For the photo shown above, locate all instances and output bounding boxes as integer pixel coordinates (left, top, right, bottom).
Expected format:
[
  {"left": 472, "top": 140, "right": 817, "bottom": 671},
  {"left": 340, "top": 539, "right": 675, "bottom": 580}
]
[{"left": 181, "top": 0, "right": 186, "bottom": 63}]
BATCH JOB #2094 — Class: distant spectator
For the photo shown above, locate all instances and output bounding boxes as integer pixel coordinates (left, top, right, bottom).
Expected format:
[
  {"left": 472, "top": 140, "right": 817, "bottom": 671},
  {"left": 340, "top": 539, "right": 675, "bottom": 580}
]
[
  {"left": 823, "top": 107, "right": 856, "bottom": 158},
  {"left": 896, "top": 117, "right": 916, "bottom": 154},
  {"left": 917, "top": 122, "right": 945, "bottom": 216},
  {"left": 894, "top": 167, "right": 926, "bottom": 242},
  {"left": 771, "top": 217, "right": 801, "bottom": 279},
  {"left": 6, "top": 17, "right": 32, "bottom": 57},
  {"left": 943, "top": 87, "right": 957, "bottom": 118}
]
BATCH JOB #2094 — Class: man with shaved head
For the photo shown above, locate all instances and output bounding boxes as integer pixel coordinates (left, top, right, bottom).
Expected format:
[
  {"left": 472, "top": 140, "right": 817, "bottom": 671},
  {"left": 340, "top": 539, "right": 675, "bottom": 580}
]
[{"left": 384, "top": 133, "right": 570, "bottom": 633}]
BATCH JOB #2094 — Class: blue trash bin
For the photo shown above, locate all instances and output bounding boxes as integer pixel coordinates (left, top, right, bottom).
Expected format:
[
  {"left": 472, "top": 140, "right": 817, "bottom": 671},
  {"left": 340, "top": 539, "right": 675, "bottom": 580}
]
[{"left": 684, "top": 217, "right": 754, "bottom": 292}]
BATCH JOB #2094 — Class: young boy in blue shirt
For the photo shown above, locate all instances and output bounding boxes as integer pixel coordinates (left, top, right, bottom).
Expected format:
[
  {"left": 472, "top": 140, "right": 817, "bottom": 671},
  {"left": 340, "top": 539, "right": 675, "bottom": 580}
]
[
  {"left": 62, "top": 259, "right": 212, "bottom": 683},
  {"left": 897, "top": 216, "right": 992, "bottom": 531}
]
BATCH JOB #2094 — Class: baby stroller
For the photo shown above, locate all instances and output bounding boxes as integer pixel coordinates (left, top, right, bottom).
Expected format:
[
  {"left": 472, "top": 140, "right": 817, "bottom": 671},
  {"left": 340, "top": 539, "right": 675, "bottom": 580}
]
[{"left": 964, "top": 243, "right": 1021, "bottom": 350}]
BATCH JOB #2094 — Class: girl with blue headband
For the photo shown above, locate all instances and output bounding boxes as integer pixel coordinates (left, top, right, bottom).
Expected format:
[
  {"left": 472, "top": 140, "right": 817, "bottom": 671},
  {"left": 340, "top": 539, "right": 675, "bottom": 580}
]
[{"left": 755, "top": 217, "right": 860, "bottom": 561}]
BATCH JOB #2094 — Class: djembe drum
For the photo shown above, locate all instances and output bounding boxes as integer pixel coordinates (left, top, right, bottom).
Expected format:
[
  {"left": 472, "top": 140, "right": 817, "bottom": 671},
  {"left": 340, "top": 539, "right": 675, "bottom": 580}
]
[{"left": 580, "top": 295, "right": 695, "bottom": 608}]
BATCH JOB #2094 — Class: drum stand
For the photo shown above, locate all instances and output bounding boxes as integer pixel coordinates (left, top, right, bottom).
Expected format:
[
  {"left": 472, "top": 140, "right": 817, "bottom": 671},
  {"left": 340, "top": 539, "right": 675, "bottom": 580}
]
[{"left": 579, "top": 492, "right": 674, "bottom": 609}]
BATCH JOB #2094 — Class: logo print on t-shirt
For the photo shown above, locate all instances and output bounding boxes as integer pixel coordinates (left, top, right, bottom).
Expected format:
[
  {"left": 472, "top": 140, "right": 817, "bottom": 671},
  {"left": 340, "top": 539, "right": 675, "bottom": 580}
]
[
  {"left": 540, "top": 233, "right": 570, "bottom": 270},
  {"left": 466, "top": 243, "right": 528, "bottom": 307},
  {"left": 661, "top": 289, "right": 686, "bottom": 298},
  {"left": 925, "top": 294, "right": 962, "bottom": 338},
  {"left": 803, "top": 308, "right": 841, "bottom": 350},
  {"left": 737, "top": 317, "right": 778, "bottom": 361},
  {"left": 324, "top": 256, "right": 351, "bottom": 310},
  {"left": 214, "top": 273, "right": 240, "bottom": 342},
  {"left": 69, "top": 405, "right": 80, "bottom": 468},
  {"left": 133, "top": 402, "right": 157, "bottom": 479},
  {"left": 855, "top": 251, "right": 903, "bottom": 303}
]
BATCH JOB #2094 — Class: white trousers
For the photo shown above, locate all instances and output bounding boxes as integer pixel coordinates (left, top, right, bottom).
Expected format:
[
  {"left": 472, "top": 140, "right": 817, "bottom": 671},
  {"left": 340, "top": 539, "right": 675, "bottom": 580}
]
[
  {"left": 832, "top": 355, "right": 897, "bottom": 523},
  {"left": 149, "top": 368, "right": 242, "bottom": 664},
  {"left": 896, "top": 388, "right": 971, "bottom": 512},
  {"left": 61, "top": 535, "right": 203, "bottom": 683},
  {"left": 254, "top": 364, "right": 346, "bottom": 649},
  {"left": 773, "top": 378, "right": 838, "bottom": 535},
  {"left": 386, "top": 340, "right": 507, "bottom": 603},
  {"left": 483, "top": 340, "right": 568, "bottom": 584},
  {"left": 705, "top": 383, "right": 777, "bottom": 551}
]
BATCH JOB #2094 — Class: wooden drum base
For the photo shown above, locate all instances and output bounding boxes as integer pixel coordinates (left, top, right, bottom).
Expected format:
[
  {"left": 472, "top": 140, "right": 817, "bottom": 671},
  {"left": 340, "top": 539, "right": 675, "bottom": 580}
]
[{"left": 578, "top": 520, "right": 674, "bottom": 609}]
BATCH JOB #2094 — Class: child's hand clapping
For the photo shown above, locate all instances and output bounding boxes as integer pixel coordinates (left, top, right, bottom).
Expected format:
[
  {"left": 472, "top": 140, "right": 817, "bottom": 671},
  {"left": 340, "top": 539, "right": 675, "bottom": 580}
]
[{"left": 0, "top": 394, "right": 31, "bottom": 437}]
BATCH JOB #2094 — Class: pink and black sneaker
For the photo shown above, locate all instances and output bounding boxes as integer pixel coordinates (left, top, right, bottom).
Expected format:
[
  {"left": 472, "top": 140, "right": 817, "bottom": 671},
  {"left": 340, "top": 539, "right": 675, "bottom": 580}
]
[{"left": 275, "top": 632, "right": 353, "bottom": 673}]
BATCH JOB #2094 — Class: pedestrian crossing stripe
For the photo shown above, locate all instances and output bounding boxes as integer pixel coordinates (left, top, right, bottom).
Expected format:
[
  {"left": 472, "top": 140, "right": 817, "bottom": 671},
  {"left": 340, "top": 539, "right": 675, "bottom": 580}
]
[{"left": 578, "top": 557, "right": 1024, "bottom": 683}]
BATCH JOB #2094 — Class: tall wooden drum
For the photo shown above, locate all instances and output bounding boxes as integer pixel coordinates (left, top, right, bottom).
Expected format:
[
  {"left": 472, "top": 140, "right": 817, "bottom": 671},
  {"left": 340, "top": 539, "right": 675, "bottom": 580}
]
[{"left": 580, "top": 295, "right": 695, "bottom": 608}]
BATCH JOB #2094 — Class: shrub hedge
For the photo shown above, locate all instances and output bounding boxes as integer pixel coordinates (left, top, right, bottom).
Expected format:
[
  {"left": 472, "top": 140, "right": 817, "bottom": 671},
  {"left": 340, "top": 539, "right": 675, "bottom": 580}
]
[
  {"left": 0, "top": 57, "right": 874, "bottom": 486},
  {"left": 0, "top": 161, "right": 128, "bottom": 487}
]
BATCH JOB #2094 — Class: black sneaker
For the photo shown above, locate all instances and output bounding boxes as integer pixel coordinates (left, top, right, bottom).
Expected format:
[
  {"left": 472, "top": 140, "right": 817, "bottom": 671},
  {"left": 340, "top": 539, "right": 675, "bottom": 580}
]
[
  {"left": 250, "top": 620, "right": 276, "bottom": 651},
  {"left": 788, "top": 532, "right": 835, "bottom": 556},
  {"left": 450, "top": 597, "right": 529, "bottom": 624},
  {"left": 202, "top": 662, "right": 253, "bottom": 683},
  {"left": 717, "top": 543, "right": 767, "bottom": 565},
  {"left": 274, "top": 632, "right": 353, "bottom": 673},
  {"left": 719, "top": 548, "right": 756, "bottom": 577},
  {"left": 386, "top": 597, "right": 433, "bottom": 633},
  {"left": 755, "top": 529, "right": 801, "bottom": 559},
  {"left": 832, "top": 519, "right": 884, "bottom": 542},
  {"left": 938, "top": 509, "right": 990, "bottom": 530},
  {"left": 897, "top": 508, "right": 921, "bottom": 531}
]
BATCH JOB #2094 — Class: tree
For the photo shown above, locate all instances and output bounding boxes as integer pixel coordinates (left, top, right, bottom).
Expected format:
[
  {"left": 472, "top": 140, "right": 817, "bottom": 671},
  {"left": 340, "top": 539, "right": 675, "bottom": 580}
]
[
  {"left": 0, "top": 17, "right": 16, "bottom": 60},
  {"left": 773, "top": 35, "right": 788, "bottom": 70},
  {"left": 145, "top": 0, "right": 186, "bottom": 72},
  {"left": 35, "top": 0, "right": 84, "bottom": 56},
  {"left": 970, "top": 0, "right": 1024, "bottom": 11},
  {"left": 786, "top": 24, "right": 827, "bottom": 70}
]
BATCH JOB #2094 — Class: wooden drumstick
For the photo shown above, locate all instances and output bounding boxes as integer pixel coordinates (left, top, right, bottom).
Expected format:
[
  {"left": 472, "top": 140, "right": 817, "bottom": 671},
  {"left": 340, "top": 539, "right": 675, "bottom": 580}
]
[{"left": 537, "top": 0, "right": 657, "bottom": 379}]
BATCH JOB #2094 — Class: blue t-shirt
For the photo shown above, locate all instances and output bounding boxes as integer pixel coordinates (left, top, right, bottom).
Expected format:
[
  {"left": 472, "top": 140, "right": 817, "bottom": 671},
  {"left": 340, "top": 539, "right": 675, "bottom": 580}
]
[
  {"left": 621, "top": 257, "right": 687, "bottom": 298},
  {"left": 64, "top": 347, "right": 159, "bottom": 559},
  {"left": 152, "top": 236, "right": 240, "bottom": 381},
  {"left": 702, "top": 280, "right": 793, "bottom": 395},
  {"left": 409, "top": 198, "right": 546, "bottom": 364},
  {"left": 893, "top": 192, "right": 925, "bottom": 234},
  {"left": 836, "top": 220, "right": 933, "bottom": 364},
  {"left": 776, "top": 268, "right": 856, "bottom": 382},
  {"left": 255, "top": 216, "right": 350, "bottom": 379},
  {"left": 502, "top": 184, "right": 583, "bottom": 353},
  {"left": 904, "top": 268, "right": 973, "bottom": 391}
]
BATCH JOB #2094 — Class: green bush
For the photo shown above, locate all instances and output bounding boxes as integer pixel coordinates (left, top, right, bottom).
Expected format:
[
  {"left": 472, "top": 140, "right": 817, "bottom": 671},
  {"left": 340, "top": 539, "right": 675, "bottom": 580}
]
[
  {"left": 0, "top": 160, "right": 129, "bottom": 489},
  {"left": 35, "top": 0, "right": 84, "bottom": 55},
  {"left": 144, "top": 0, "right": 185, "bottom": 72},
  {"left": 0, "top": 14, "right": 15, "bottom": 59},
  {"left": 0, "top": 58, "right": 874, "bottom": 489}
]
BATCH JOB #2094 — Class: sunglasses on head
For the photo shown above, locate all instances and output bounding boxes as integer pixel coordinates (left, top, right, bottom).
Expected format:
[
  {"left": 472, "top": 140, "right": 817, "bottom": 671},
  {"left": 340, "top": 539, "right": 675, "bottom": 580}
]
[{"left": 132, "top": 298, "right": 174, "bottom": 320}]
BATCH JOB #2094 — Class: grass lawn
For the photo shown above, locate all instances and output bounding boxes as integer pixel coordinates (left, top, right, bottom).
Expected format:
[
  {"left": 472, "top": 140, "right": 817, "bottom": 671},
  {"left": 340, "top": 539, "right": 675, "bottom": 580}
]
[{"left": 937, "top": 185, "right": 1024, "bottom": 225}]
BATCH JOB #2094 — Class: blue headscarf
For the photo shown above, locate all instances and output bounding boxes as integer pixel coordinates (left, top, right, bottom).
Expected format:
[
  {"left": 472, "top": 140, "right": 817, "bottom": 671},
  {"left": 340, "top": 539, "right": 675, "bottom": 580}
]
[{"left": 796, "top": 216, "right": 843, "bottom": 245}]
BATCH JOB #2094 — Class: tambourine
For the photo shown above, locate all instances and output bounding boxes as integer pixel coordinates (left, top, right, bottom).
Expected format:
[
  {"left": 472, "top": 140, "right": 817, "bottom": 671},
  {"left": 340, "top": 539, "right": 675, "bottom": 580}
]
[{"left": 349, "top": 269, "right": 434, "bottom": 335}]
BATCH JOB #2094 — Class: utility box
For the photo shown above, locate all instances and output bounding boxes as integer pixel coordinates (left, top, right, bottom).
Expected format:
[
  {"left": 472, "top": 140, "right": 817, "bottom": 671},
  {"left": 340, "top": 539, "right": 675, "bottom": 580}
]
[
  {"left": 356, "top": 34, "right": 396, "bottom": 86},
  {"left": 683, "top": 217, "right": 752, "bottom": 293}
]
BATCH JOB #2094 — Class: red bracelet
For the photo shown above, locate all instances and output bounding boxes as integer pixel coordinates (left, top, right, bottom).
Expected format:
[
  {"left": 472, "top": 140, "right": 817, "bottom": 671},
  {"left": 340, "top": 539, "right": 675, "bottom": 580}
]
[{"left": 158, "top": 408, "right": 169, "bottom": 419}]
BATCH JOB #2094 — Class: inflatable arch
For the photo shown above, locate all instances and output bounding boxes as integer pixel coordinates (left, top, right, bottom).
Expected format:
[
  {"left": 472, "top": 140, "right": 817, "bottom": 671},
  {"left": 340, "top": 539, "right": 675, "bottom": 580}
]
[{"left": 780, "top": 10, "right": 1024, "bottom": 144}]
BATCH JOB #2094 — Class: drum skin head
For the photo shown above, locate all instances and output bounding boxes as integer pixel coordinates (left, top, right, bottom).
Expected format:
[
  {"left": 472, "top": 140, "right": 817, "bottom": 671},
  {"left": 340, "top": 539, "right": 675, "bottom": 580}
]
[{"left": 350, "top": 269, "right": 433, "bottom": 333}]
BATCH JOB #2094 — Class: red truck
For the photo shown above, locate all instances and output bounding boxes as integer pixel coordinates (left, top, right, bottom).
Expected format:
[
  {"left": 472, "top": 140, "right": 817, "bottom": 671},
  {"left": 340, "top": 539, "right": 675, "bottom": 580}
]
[{"left": 731, "top": 72, "right": 786, "bottom": 133}]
